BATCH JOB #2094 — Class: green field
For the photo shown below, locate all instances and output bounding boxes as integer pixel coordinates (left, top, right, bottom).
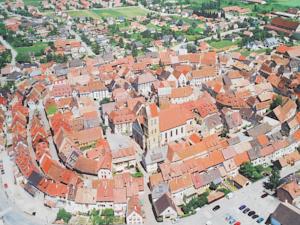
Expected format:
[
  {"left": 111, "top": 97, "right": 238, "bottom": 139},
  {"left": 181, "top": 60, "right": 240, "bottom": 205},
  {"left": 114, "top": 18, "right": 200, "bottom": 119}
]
[
  {"left": 16, "top": 42, "right": 48, "bottom": 55},
  {"left": 0, "top": 0, "right": 41, "bottom": 6},
  {"left": 270, "top": 0, "right": 300, "bottom": 7},
  {"left": 68, "top": 6, "right": 149, "bottom": 19},
  {"left": 208, "top": 40, "right": 237, "bottom": 49}
]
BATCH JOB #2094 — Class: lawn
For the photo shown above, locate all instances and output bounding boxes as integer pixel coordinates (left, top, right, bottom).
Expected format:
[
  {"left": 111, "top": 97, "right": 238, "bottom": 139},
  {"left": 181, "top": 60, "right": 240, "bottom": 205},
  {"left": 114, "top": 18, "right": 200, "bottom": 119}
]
[
  {"left": 16, "top": 42, "right": 48, "bottom": 56},
  {"left": 270, "top": 0, "right": 300, "bottom": 8},
  {"left": 240, "top": 48, "right": 267, "bottom": 57},
  {"left": 46, "top": 105, "right": 57, "bottom": 115},
  {"left": 68, "top": 6, "right": 149, "bottom": 19},
  {"left": 208, "top": 40, "right": 237, "bottom": 49}
]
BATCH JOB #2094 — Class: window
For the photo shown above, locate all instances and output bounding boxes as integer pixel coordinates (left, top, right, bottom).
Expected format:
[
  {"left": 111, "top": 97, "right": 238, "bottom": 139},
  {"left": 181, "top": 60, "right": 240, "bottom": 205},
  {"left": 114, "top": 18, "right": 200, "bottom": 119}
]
[
  {"left": 171, "top": 130, "right": 173, "bottom": 137},
  {"left": 176, "top": 129, "right": 178, "bottom": 135},
  {"left": 181, "top": 127, "right": 183, "bottom": 133}
]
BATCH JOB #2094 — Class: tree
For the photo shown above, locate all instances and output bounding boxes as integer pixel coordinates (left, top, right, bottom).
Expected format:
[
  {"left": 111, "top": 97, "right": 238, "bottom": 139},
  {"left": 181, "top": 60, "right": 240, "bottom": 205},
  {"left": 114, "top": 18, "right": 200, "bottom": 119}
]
[
  {"left": 239, "top": 162, "right": 263, "bottom": 181},
  {"left": 118, "top": 38, "right": 124, "bottom": 48},
  {"left": 270, "top": 95, "right": 283, "bottom": 110},
  {"left": 100, "top": 97, "right": 111, "bottom": 105},
  {"left": 56, "top": 208, "right": 72, "bottom": 223},
  {"left": 209, "top": 182, "right": 218, "bottom": 190},
  {"left": 131, "top": 44, "right": 138, "bottom": 57},
  {"left": 268, "top": 167, "right": 280, "bottom": 190}
]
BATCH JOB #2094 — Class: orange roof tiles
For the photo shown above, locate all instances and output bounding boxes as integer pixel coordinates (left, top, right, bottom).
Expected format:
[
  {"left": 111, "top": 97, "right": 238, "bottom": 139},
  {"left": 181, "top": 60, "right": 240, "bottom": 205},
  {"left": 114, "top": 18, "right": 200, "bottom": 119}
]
[
  {"left": 257, "top": 134, "right": 269, "bottom": 146},
  {"left": 234, "top": 152, "right": 250, "bottom": 166}
]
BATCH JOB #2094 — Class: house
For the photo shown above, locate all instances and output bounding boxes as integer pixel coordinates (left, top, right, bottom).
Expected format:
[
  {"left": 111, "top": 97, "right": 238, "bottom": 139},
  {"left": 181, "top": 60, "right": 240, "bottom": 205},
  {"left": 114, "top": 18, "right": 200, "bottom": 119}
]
[
  {"left": 273, "top": 99, "right": 297, "bottom": 123},
  {"left": 169, "top": 174, "right": 195, "bottom": 205},
  {"left": 126, "top": 196, "right": 143, "bottom": 224},
  {"left": 231, "top": 173, "right": 251, "bottom": 189},
  {"left": 268, "top": 202, "right": 300, "bottom": 225},
  {"left": 166, "top": 69, "right": 189, "bottom": 87},
  {"left": 201, "top": 113, "right": 223, "bottom": 137},
  {"left": 141, "top": 145, "right": 168, "bottom": 173},
  {"left": 112, "top": 147, "right": 136, "bottom": 172},
  {"left": 277, "top": 180, "right": 300, "bottom": 208},
  {"left": 190, "top": 66, "right": 218, "bottom": 87},
  {"left": 108, "top": 108, "right": 136, "bottom": 136},
  {"left": 264, "top": 37, "right": 279, "bottom": 48},
  {"left": 133, "top": 73, "right": 156, "bottom": 97},
  {"left": 151, "top": 182, "right": 169, "bottom": 202},
  {"left": 153, "top": 193, "right": 177, "bottom": 221},
  {"left": 169, "top": 86, "right": 195, "bottom": 104}
]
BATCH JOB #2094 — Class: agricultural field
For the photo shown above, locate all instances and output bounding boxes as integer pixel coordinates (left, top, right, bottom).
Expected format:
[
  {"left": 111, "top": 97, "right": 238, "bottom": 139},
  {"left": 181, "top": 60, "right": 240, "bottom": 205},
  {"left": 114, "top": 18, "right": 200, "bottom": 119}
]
[
  {"left": 0, "top": 0, "right": 41, "bottom": 7},
  {"left": 68, "top": 6, "right": 149, "bottom": 19},
  {"left": 16, "top": 42, "right": 48, "bottom": 55}
]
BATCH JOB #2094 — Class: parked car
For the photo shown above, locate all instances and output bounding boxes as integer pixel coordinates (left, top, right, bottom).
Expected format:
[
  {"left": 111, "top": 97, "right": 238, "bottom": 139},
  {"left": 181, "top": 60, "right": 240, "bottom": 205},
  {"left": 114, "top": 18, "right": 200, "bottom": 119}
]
[
  {"left": 212, "top": 205, "right": 220, "bottom": 211},
  {"left": 229, "top": 218, "right": 236, "bottom": 224},
  {"left": 261, "top": 193, "right": 268, "bottom": 198},
  {"left": 248, "top": 211, "right": 255, "bottom": 216},
  {"left": 239, "top": 205, "right": 246, "bottom": 210},
  {"left": 252, "top": 215, "right": 259, "bottom": 219},
  {"left": 234, "top": 222, "right": 241, "bottom": 225},
  {"left": 225, "top": 214, "right": 233, "bottom": 221},
  {"left": 243, "top": 208, "right": 250, "bottom": 214},
  {"left": 257, "top": 217, "right": 264, "bottom": 223}
]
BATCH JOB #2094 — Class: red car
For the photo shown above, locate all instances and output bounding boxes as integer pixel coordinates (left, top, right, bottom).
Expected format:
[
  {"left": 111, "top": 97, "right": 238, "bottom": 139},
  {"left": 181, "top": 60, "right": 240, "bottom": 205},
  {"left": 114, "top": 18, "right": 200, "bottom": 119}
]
[{"left": 234, "top": 222, "right": 241, "bottom": 225}]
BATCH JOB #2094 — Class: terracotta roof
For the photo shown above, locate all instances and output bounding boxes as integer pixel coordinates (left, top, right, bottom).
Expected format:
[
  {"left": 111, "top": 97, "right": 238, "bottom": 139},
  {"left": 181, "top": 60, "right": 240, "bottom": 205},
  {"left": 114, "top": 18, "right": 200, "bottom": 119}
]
[
  {"left": 233, "top": 152, "right": 250, "bottom": 166},
  {"left": 169, "top": 173, "right": 193, "bottom": 193},
  {"left": 170, "top": 86, "right": 193, "bottom": 98},
  {"left": 159, "top": 106, "right": 193, "bottom": 132},
  {"left": 191, "top": 66, "right": 217, "bottom": 78}
]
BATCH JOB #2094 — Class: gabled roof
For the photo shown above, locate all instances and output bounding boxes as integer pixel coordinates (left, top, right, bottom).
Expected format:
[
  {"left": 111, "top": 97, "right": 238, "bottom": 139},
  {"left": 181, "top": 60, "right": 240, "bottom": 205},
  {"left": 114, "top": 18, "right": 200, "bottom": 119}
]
[{"left": 153, "top": 193, "right": 176, "bottom": 216}]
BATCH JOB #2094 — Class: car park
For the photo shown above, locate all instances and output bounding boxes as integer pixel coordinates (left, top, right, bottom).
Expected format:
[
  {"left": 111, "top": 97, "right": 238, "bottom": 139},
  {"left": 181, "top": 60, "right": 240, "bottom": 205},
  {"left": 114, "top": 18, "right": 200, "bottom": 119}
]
[
  {"left": 243, "top": 208, "right": 250, "bottom": 214},
  {"left": 212, "top": 205, "right": 220, "bottom": 211},
  {"left": 239, "top": 205, "right": 246, "bottom": 210},
  {"left": 257, "top": 217, "right": 264, "bottom": 223}
]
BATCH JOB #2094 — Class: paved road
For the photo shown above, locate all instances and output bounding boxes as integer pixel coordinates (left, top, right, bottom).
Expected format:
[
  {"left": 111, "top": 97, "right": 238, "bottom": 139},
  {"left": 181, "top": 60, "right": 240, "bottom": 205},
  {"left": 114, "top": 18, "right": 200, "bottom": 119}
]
[
  {"left": 0, "top": 153, "right": 50, "bottom": 225},
  {"left": 0, "top": 36, "right": 17, "bottom": 66},
  {"left": 36, "top": 101, "right": 60, "bottom": 162},
  {"left": 67, "top": 26, "right": 95, "bottom": 56}
]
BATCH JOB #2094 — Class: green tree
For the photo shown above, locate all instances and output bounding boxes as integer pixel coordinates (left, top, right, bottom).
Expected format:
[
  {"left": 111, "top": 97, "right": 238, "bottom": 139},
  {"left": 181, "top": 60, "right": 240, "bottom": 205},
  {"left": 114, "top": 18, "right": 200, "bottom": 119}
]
[
  {"left": 56, "top": 208, "right": 72, "bottom": 223},
  {"left": 268, "top": 167, "right": 280, "bottom": 190},
  {"left": 239, "top": 162, "right": 263, "bottom": 181},
  {"left": 119, "top": 38, "right": 124, "bottom": 48},
  {"left": 131, "top": 45, "right": 138, "bottom": 57},
  {"left": 270, "top": 95, "right": 283, "bottom": 110},
  {"left": 100, "top": 97, "right": 111, "bottom": 105},
  {"left": 209, "top": 182, "right": 218, "bottom": 190}
]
